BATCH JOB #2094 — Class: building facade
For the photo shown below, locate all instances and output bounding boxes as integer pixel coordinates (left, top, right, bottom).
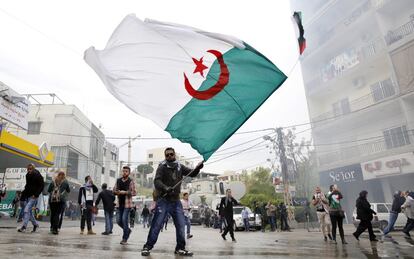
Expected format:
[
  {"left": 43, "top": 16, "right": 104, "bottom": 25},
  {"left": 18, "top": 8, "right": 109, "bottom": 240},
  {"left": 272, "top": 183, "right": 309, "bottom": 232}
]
[
  {"left": 291, "top": 0, "right": 414, "bottom": 218},
  {"left": 14, "top": 97, "right": 117, "bottom": 187}
]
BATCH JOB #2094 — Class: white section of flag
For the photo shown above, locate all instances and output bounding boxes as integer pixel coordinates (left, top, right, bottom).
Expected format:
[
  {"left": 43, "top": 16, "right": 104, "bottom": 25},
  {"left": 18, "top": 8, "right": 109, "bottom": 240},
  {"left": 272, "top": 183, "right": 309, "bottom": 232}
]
[{"left": 84, "top": 14, "right": 243, "bottom": 128}]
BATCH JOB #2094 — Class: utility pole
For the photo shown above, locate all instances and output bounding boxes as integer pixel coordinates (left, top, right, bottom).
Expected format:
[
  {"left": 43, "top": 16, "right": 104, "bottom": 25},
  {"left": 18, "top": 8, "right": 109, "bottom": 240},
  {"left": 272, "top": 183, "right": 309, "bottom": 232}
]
[{"left": 276, "top": 127, "right": 294, "bottom": 222}]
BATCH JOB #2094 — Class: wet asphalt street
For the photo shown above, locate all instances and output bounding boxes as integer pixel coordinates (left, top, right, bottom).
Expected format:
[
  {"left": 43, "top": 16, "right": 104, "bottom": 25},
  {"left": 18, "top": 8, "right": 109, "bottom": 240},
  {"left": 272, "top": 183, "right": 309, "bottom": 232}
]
[{"left": 0, "top": 220, "right": 413, "bottom": 258}]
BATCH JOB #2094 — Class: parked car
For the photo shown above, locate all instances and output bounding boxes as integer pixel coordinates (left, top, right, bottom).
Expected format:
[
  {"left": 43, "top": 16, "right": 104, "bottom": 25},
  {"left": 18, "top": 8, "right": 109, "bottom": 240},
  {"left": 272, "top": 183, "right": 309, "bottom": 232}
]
[
  {"left": 352, "top": 203, "right": 406, "bottom": 230},
  {"left": 233, "top": 206, "right": 261, "bottom": 231},
  {"left": 190, "top": 206, "right": 202, "bottom": 225}
]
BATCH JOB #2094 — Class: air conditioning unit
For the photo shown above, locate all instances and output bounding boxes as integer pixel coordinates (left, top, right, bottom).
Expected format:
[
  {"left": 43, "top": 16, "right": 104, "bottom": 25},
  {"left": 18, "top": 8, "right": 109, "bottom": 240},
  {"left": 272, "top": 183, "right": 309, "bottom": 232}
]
[{"left": 352, "top": 77, "right": 365, "bottom": 89}]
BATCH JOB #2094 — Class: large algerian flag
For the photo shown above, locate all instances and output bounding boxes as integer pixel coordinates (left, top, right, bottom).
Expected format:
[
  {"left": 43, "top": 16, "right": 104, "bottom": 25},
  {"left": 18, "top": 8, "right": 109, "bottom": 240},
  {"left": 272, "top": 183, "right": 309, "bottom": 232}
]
[{"left": 84, "top": 14, "right": 287, "bottom": 160}]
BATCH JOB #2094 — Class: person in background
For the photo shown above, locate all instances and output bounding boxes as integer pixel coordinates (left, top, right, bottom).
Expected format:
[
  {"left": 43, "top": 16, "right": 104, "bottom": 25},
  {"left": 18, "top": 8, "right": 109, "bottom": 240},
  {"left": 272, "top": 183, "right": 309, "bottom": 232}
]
[
  {"left": 352, "top": 190, "right": 378, "bottom": 242},
  {"left": 328, "top": 184, "right": 347, "bottom": 244},
  {"left": 382, "top": 190, "right": 406, "bottom": 239},
  {"left": 48, "top": 171, "right": 70, "bottom": 235},
  {"left": 11, "top": 191, "right": 21, "bottom": 218},
  {"left": 312, "top": 186, "right": 332, "bottom": 241},
  {"left": 181, "top": 192, "right": 193, "bottom": 238},
  {"left": 279, "top": 203, "right": 290, "bottom": 231},
  {"left": 113, "top": 166, "right": 137, "bottom": 245},
  {"left": 141, "top": 204, "right": 150, "bottom": 228},
  {"left": 130, "top": 206, "right": 137, "bottom": 228},
  {"left": 241, "top": 206, "right": 250, "bottom": 231},
  {"left": 219, "top": 189, "right": 239, "bottom": 242},
  {"left": 402, "top": 191, "right": 414, "bottom": 239},
  {"left": 95, "top": 183, "right": 115, "bottom": 235},
  {"left": 18, "top": 164, "right": 44, "bottom": 233},
  {"left": 78, "top": 175, "right": 98, "bottom": 235}
]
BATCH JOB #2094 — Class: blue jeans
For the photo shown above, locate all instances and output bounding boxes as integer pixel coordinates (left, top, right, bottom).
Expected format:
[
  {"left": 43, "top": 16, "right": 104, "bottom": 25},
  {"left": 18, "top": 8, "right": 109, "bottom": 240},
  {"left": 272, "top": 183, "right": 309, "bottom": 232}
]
[
  {"left": 117, "top": 207, "right": 131, "bottom": 241},
  {"left": 383, "top": 211, "right": 398, "bottom": 235},
  {"left": 142, "top": 216, "right": 149, "bottom": 228},
  {"left": 23, "top": 197, "right": 38, "bottom": 228},
  {"left": 184, "top": 216, "right": 191, "bottom": 235},
  {"left": 269, "top": 216, "right": 276, "bottom": 231},
  {"left": 243, "top": 218, "right": 250, "bottom": 231},
  {"left": 18, "top": 200, "right": 26, "bottom": 221},
  {"left": 144, "top": 199, "right": 186, "bottom": 251},
  {"left": 105, "top": 210, "right": 114, "bottom": 233}
]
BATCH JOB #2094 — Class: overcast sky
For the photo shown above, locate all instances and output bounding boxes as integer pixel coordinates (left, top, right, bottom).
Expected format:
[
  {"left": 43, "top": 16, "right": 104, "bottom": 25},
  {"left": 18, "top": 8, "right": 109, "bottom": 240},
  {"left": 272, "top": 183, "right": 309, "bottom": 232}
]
[{"left": 0, "top": 0, "right": 310, "bottom": 174}]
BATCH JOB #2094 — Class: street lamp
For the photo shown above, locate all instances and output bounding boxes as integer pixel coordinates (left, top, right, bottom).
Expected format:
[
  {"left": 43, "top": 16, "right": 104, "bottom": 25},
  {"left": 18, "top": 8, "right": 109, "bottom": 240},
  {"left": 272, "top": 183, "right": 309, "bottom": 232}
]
[{"left": 118, "top": 134, "right": 141, "bottom": 166}]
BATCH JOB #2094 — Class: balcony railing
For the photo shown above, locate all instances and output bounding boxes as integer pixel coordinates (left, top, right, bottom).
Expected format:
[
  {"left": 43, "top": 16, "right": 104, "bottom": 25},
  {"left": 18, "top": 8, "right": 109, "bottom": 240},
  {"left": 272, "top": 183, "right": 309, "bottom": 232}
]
[
  {"left": 311, "top": 78, "right": 395, "bottom": 122},
  {"left": 317, "top": 131, "right": 412, "bottom": 167},
  {"left": 385, "top": 20, "right": 414, "bottom": 46}
]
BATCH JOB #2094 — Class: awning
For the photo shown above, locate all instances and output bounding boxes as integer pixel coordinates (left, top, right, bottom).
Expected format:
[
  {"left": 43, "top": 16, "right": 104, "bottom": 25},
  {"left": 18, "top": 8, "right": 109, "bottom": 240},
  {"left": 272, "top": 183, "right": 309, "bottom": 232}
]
[{"left": 0, "top": 130, "right": 54, "bottom": 169}]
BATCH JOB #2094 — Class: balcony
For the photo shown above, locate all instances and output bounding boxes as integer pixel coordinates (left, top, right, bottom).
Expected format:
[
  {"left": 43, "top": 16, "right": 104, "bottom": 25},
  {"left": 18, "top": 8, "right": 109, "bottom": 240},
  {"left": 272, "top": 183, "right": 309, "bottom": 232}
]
[
  {"left": 311, "top": 78, "right": 395, "bottom": 122},
  {"left": 305, "top": 38, "right": 386, "bottom": 95},
  {"left": 385, "top": 20, "right": 414, "bottom": 46},
  {"left": 317, "top": 128, "right": 413, "bottom": 167}
]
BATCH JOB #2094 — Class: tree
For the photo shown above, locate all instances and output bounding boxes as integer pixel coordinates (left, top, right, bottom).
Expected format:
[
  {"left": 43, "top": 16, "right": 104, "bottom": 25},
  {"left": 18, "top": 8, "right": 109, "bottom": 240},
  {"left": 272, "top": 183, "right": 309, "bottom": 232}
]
[
  {"left": 240, "top": 167, "right": 283, "bottom": 209},
  {"left": 137, "top": 164, "right": 154, "bottom": 175}
]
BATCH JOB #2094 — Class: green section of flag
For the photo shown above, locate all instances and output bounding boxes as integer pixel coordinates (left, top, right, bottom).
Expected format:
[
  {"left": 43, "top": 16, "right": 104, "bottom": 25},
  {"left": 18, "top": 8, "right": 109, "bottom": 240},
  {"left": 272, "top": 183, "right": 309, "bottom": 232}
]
[{"left": 166, "top": 44, "right": 287, "bottom": 160}]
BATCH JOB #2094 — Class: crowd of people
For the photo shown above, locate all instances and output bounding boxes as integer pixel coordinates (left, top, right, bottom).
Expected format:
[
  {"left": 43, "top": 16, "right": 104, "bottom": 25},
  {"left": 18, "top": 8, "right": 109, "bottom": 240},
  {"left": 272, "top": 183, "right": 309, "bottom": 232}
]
[
  {"left": 311, "top": 184, "right": 414, "bottom": 244},
  {"left": 7, "top": 148, "right": 414, "bottom": 257}
]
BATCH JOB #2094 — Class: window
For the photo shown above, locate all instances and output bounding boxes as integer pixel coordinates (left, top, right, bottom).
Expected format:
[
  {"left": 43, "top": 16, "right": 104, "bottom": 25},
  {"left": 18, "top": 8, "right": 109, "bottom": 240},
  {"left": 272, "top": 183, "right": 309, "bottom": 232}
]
[
  {"left": 371, "top": 78, "right": 395, "bottom": 102},
  {"left": 103, "top": 148, "right": 107, "bottom": 156},
  {"left": 332, "top": 98, "right": 350, "bottom": 116},
  {"left": 101, "top": 167, "right": 105, "bottom": 175},
  {"left": 383, "top": 126, "right": 411, "bottom": 149},
  {"left": 209, "top": 184, "right": 213, "bottom": 191},
  {"left": 27, "top": 121, "right": 41, "bottom": 134},
  {"left": 148, "top": 153, "right": 153, "bottom": 158},
  {"left": 148, "top": 161, "right": 153, "bottom": 166},
  {"left": 196, "top": 185, "right": 201, "bottom": 191},
  {"left": 376, "top": 204, "right": 388, "bottom": 213},
  {"left": 110, "top": 170, "right": 116, "bottom": 178},
  {"left": 111, "top": 152, "right": 117, "bottom": 161}
]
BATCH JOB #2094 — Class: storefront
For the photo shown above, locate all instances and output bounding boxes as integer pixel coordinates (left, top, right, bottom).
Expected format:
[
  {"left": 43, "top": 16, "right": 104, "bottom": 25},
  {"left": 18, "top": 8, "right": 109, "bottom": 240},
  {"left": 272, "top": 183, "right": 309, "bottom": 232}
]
[{"left": 0, "top": 129, "right": 54, "bottom": 216}]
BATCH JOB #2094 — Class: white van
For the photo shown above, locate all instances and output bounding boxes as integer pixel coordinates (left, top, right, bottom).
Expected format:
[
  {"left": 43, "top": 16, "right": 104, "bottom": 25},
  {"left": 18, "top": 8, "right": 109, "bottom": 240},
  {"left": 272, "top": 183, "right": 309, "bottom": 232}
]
[{"left": 352, "top": 203, "right": 406, "bottom": 230}]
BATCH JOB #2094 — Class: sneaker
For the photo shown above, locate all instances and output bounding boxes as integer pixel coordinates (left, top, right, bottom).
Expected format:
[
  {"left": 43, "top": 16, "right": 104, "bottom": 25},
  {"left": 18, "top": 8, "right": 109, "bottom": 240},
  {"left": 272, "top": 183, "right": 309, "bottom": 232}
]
[
  {"left": 328, "top": 234, "right": 333, "bottom": 240},
  {"left": 324, "top": 236, "right": 327, "bottom": 242},
  {"left": 174, "top": 249, "right": 193, "bottom": 256},
  {"left": 353, "top": 232, "right": 359, "bottom": 241},
  {"left": 370, "top": 238, "right": 379, "bottom": 242},
  {"left": 120, "top": 240, "right": 128, "bottom": 245},
  {"left": 109, "top": 231, "right": 113, "bottom": 234},
  {"left": 31, "top": 225, "right": 39, "bottom": 233},
  {"left": 187, "top": 234, "right": 193, "bottom": 239},
  {"left": 341, "top": 239, "right": 348, "bottom": 244},
  {"left": 403, "top": 232, "right": 411, "bottom": 239},
  {"left": 52, "top": 230, "right": 58, "bottom": 235},
  {"left": 221, "top": 233, "right": 226, "bottom": 241},
  {"left": 17, "top": 226, "right": 26, "bottom": 233},
  {"left": 141, "top": 247, "right": 151, "bottom": 256},
  {"left": 332, "top": 239, "right": 337, "bottom": 244},
  {"left": 232, "top": 238, "right": 237, "bottom": 242},
  {"left": 87, "top": 230, "right": 96, "bottom": 235},
  {"left": 80, "top": 229, "right": 84, "bottom": 235},
  {"left": 101, "top": 232, "right": 109, "bottom": 235}
]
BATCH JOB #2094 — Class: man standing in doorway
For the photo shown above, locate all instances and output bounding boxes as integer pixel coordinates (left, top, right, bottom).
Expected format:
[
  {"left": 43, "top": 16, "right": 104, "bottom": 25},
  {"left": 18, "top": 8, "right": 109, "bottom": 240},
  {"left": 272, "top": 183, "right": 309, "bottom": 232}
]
[
  {"left": 18, "top": 164, "right": 44, "bottom": 233},
  {"left": 95, "top": 183, "right": 115, "bottom": 235},
  {"left": 78, "top": 175, "right": 98, "bottom": 235},
  {"left": 114, "top": 166, "right": 137, "bottom": 245},
  {"left": 219, "top": 189, "right": 239, "bottom": 242},
  {"left": 141, "top": 147, "right": 203, "bottom": 256}
]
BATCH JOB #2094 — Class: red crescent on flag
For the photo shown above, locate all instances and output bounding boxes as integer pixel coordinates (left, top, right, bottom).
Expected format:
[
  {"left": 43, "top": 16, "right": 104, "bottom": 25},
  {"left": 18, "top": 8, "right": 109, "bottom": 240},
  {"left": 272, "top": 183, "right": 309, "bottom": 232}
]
[{"left": 184, "top": 49, "right": 229, "bottom": 100}]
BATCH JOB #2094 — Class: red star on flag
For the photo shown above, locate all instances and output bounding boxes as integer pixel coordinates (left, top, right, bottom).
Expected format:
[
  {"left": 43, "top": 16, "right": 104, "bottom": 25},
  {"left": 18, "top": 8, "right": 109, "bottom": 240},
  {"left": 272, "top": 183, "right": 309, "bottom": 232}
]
[{"left": 192, "top": 57, "right": 208, "bottom": 77}]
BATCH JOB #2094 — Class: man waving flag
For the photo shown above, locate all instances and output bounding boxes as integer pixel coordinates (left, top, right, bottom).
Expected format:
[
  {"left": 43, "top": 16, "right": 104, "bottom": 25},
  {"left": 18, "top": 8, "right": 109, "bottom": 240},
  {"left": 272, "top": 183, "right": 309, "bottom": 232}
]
[{"left": 84, "top": 14, "right": 287, "bottom": 161}]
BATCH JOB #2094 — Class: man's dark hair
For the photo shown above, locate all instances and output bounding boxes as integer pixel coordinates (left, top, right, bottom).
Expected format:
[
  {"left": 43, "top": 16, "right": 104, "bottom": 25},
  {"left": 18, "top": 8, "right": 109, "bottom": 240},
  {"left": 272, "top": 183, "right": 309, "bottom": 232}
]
[
  {"left": 101, "top": 183, "right": 107, "bottom": 189},
  {"left": 183, "top": 192, "right": 189, "bottom": 196},
  {"left": 123, "top": 166, "right": 131, "bottom": 172},
  {"left": 226, "top": 189, "right": 231, "bottom": 192},
  {"left": 84, "top": 175, "right": 90, "bottom": 183},
  {"left": 164, "top": 147, "right": 175, "bottom": 154}
]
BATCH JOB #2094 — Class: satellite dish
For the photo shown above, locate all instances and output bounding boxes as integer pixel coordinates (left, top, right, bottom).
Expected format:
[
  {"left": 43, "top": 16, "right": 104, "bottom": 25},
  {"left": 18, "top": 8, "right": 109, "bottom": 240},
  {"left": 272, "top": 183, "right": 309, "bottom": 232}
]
[{"left": 228, "top": 181, "right": 246, "bottom": 200}]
